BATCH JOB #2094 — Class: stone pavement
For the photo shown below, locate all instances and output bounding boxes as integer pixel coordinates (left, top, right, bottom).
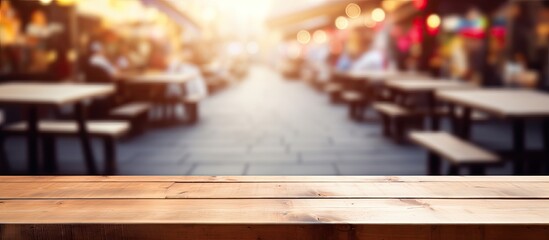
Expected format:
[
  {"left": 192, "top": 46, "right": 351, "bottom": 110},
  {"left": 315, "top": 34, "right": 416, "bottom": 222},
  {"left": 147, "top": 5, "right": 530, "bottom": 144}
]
[{"left": 5, "top": 65, "right": 541, "bottom": 175}]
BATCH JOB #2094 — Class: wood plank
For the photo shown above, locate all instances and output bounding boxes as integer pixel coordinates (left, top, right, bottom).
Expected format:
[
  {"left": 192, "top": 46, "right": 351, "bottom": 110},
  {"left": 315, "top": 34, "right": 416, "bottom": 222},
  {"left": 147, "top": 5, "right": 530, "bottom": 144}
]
[
  {"left": 2, "top": 224, "right": 547, "bottom": 240},
  {"left": 0, "top": 83, "right": 114, "bottom": 105},
  {"left": 386, "top": 79, "right": 475, "bottom": 93},
  {"left": 3, "top": 121, "right": 130, "bottom": 137},
  {"left": 2, "top": 181, "right": 547, "bottom": 199},
  {"left": 0, "top": 182, "right": 174, "bottom": 199},
  {"left": 1, "top": 176, "right": 548, "bottom": 182},
  {"left": 437, "top": 89, "right": 549, "bottom": 118},
  {"left": 1, "top": 199, "right": 548, "bottom": 224},
  {"left": 165, "top": 182, "right": 549, "bottom": 199},
  {"left": 409, "top": 131, "right": 500, "bottom": 164}
]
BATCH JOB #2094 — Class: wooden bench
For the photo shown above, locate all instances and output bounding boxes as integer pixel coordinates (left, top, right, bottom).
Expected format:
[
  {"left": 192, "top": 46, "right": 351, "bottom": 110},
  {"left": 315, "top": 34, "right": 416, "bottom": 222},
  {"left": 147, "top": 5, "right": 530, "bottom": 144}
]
[
  {"left": 182, "top": 94, "right": 205, "bottom": 124},
  {"left": 409, "top": 131, "right": 501, "bottom": 175},
  {"left": 1, "top": 121, "right": 129, "bottom": 174},
  {"left": 0, "top": 176, "right": 548, "bottom": 240},
  {"left": 373, "top": 102, "right": 417, "bottom": 142},
  {"left": 341, "top": 90, "right": 365, "bottom": 120},
  {"left": 323, "top": 82, "right": 343, "bottom": 103},
  {"left": 110, "top": 102, "right": 151, "bottom": 134}
]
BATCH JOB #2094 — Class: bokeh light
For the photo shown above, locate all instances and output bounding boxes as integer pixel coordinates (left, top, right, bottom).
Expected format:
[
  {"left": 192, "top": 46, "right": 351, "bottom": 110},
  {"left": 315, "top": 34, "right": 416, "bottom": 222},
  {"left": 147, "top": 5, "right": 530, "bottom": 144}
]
[
  {"left": 312, "top": 30, "right": 327, "bottom": 43},
  {"left": 39, "top": 0, "right": 53, "bottom": 5},
  {"left": 345, "top": 3, "right": 361, "bottom": 19},
  {"left": 371, "top": 8, "right": 386, "bottom": 22},
  {"left": 427, "top": 14, "right": 441, "bottom": 29},
  {"left": 364, "top": 15, "right": 376, "bottom": 28},
  {"left": 296, "top": 30, "right": 311, "bottom": 44},
  {"left": 335, "top": 16, "right": 349, "bottom": 30}
]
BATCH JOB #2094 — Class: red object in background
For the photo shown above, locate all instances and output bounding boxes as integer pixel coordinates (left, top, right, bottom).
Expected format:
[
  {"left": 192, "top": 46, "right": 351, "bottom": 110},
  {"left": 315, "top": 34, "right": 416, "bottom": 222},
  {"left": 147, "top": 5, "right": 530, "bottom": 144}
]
[
  {"left": 397, "top": 36, "right": 411, "bottom": 52},
  {"left": 460, "top": 28, "right": 485, "bottom": 39},
  {"left": 410, "top": 17, "right": 423, "bottom": 43},
  {"left": 414, "top": 0, "right": 427, "bottom": 10}
]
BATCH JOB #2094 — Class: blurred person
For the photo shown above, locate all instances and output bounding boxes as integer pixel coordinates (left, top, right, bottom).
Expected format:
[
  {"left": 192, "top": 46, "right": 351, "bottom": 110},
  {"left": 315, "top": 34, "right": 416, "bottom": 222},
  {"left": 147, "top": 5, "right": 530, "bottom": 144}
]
[
  {"left": 0, "top": 0, "right": 22, "bottom": 73},
  {"left": 166, "top": 49, "right": 208, "bottom": 98},
  {"left": 0, "top": 0, "right": 21, "bottom": 46},
  {"left": 87, "top": 41, "right": 119, "bottom": 80},
  {"left": 350, "top": 30, "right": 385, "bottom": 73},
  {"left": 25, "top": 10, "right": 63, "bottom": 46},
  {"left": 25, "top": 10, "right": 62, "bottom": 73},
  {"left": 164, "top": 49, "right": 208, "bottom": 117}
]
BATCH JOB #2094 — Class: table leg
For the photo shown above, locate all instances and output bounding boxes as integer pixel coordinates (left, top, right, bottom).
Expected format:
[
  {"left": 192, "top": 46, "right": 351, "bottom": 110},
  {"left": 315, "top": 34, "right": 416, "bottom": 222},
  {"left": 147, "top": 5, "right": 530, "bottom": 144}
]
[
  {"left": 41, "top": 136, "right": 57, "bottom": 173},
  {"left": 512, "top": 119, "right": 525, "bottom": 175},
  {"left": 26, "top": 106, "right": 39, "bottom": 174},
  {"left": 460, "top": 107, "right": 472, "bottom": 140},
  {"left": 448, "top": 104, "right": 459, "bottom": 135},
  {"left": 543, "top": 119, "right": 549, "bottom": 174},
  {"left": 427, "top": 92, "right": 439, "bottom": 131},
  {"left": 75, "top": 102, "right": 97, "bottom": 174}
]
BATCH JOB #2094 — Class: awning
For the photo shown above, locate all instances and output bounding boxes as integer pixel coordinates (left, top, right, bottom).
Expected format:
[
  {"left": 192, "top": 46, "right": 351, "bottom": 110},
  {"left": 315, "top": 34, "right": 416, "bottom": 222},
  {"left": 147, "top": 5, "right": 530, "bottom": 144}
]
[{"left": 140, "top": 0, "right": 201, "bottom": 35}]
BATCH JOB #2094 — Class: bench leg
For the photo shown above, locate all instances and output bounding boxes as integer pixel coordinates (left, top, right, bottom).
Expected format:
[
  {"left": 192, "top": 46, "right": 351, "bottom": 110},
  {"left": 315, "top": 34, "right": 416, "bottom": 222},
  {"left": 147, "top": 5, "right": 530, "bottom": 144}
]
[
  {"left": 75, "top": 103, "right": 97, "bottom": 175},
  {"left": 512, "top": 119, "right": 525, "bottom": 175},
  {"left": 543, "top": 119, "right": 549, "bottom": 174},
  {"left": 26, "top": 106, "right": 39, "bottom": 174},
  {"left": 381, "top": 115, "right": 390, "bottom": 137},
  {"left": 394, "top": 117, "right": 405, "bottom": 143},
  {"left": 0, "top": 134, "right": 10, "bottom": 174},
  {"left": 348, "top": 102, "right": 356, "bottom": 120},
  {"left": 41, "top": 136, "right": 57, "bottom": 174},
  {"left": 447, "top": 165, "right": 460, "bottom": 175},
  {"left": 469, "top": 166, "right": 486, "bottom": 175},
  {"left": 427, "top": 152, "right": 441, "bottom": 175},
  {"left": 103, "top": 137, "right": 117, "bottom": 175},
  {"left": 185, "top": 102, "right": 199, "bottom": 124}
]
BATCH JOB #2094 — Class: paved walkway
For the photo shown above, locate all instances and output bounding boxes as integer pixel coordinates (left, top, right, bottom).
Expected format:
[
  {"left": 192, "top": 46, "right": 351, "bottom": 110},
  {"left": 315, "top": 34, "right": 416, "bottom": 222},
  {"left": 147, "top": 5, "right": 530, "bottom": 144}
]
[{"left": 5, "top": 65, "right": 531, "bottom": 175}]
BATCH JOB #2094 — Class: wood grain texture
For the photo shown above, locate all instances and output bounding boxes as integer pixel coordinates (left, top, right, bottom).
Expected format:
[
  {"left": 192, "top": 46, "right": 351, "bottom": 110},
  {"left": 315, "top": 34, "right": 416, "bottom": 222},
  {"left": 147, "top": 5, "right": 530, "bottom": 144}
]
[
  {"left": 1, "top": 199, "right": 548, "bottom": 224},
  {"left": 437, "top": 89, "right": 549, "bottom": 118},
  {"left": 0, "top": 82, "right": 114, "bottom": 105},
  {"left": 1, "top": 176, "right": 548, "bottom": 239},
  {"left": 2, "top": 181, "right": 547, "bottom": 199},
  {"left": 1, "top": 176, "right": 547, "bottom": 182}
]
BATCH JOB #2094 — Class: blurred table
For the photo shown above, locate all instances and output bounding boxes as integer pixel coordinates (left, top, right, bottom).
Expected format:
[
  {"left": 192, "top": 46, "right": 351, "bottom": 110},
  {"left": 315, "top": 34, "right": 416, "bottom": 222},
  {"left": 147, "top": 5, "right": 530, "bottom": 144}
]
[
  {"left": 120, "top": 71, "right": 195, "bottom": 85},
  {"left": 1, "top": 176, "right": 548, "bottom": 239},
  {"left": 437, "top": 89, "right": 549, "bottom": 174},
  {"left": 117, "top": 71, "right": 197, "bottom": 122},
  {"left": 0, "top": 82, "right": 114, "bottom": 173},
  {"left": 385, "top": 79, "right": 476, "bottom": 130}
]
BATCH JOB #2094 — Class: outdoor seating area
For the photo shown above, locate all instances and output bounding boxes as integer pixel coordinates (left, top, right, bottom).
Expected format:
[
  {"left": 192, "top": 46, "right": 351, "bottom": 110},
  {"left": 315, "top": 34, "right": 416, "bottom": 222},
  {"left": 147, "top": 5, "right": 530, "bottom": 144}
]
[{"left": 0, "top": 0, "right": 548, "bottom": 238}]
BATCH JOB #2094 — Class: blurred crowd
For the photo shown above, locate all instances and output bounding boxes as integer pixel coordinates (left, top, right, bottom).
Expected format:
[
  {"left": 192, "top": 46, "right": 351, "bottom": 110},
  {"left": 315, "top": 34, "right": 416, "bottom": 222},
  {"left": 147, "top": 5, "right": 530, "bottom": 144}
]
[{"left": 275, "top": 2, "right": 549, "bottom": 91}]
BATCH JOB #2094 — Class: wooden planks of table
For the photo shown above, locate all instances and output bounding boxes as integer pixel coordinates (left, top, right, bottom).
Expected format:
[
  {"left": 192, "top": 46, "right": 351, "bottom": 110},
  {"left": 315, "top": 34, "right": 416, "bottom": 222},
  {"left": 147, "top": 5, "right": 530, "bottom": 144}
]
[{"left": 1, "top": 176, "right": 548, "bottom": 240}]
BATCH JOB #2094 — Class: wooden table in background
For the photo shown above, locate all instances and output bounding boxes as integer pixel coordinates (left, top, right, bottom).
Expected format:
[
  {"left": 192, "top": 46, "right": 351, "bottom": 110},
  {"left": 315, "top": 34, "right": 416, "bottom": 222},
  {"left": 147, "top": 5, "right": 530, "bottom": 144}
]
[
  {"left": 385, "top": 79, "right": 476, "bottom": 130},
  {"left": 438, "top": 89, "right": 549, "bottom": 174},
  {"left": 0, "top": 176, "right": 548, "bottom": 240},
  {"left": 0, "top": 83, "right": 114, "bottom": 174}
]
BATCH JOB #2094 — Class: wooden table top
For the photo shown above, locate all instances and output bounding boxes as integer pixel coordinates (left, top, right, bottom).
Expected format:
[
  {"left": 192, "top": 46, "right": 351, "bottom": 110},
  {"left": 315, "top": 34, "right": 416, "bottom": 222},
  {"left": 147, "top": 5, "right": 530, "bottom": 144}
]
[
  {"left": 386, "top": 79, "right": 476, "bottom": 92},
  {"left": 120, "top": 71, "right": 195, "bottom": 84},
  {"left": 0, "top": 82, "right": 114, "bottom": 106},
  {"left": 345, "top": 71, "right": 429, "bottom": 82},
  {"left": 437, "top": 89, "right": 549, "bottom": 118},
  {"left": 1, "top": 176, "right": 548, "bottom": 224}
]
